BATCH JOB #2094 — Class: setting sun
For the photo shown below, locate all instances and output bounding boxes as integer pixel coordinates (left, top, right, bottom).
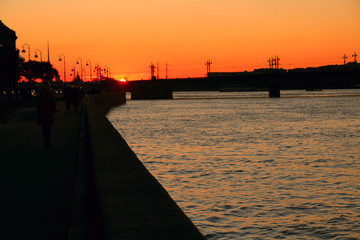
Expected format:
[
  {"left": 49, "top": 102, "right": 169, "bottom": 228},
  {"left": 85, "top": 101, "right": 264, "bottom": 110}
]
[
  {"left": 1, "top": 1, "right": 359, "bottom": 239},
  {"left": 1, "top": 0, "right": 359, "bottom": 80}
]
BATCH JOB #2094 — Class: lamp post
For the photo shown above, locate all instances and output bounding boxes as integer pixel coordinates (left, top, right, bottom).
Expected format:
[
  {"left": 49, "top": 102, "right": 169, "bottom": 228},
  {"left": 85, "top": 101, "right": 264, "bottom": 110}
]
[
  {"left": 58, "top": 54, "right": 66, "bottom": 82},
  {"left": 94, "top": 64, "right": 98, "bottom": 81},
  {"left": 84, "top": 67, "right": 86, "bottom": 82},
  {"left": 34, "top": 49, "right": 42, "bottom": 62},
  {"left": 94, "top": 64, "right": 101, "bottom": 81},
  {"left": 103, "top": 66, "right": 110, "bottom": 79},
  {"left": 86, "top": 60, "right": 92, "bottom": 82},
  {"left": 71, "top": 66, "right": 76, "bottom": 80},
  {"left": 108, "top": 67, "right": 111, "bottom": 79},
  {"left": 76, "top": 58, "right": 83, "bottom": 80},
  {"left": 21, "top": 43, "right": 31, "bottom": 61}
]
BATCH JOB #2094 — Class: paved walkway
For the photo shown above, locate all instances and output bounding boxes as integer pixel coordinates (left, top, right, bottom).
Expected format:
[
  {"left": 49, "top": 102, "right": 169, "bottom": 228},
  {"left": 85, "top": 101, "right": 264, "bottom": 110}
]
[
  {"left": 0, "top": 95, "right": 206, "bottom": 240},
  {"left": 0, "top": 100, "right": 81, "bottom": 239}
]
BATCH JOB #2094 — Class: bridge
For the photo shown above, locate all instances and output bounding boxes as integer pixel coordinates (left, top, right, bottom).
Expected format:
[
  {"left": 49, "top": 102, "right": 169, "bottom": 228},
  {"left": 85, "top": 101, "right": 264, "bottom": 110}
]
[{"left": 125, "top": 67, "right": 360, "bottom": 99}]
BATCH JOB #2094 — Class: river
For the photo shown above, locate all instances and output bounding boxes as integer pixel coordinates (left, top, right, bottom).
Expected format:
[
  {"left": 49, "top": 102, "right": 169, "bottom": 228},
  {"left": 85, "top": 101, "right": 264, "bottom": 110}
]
[{"left": 107, "top": 89, "right": 360, "bottom": 239}]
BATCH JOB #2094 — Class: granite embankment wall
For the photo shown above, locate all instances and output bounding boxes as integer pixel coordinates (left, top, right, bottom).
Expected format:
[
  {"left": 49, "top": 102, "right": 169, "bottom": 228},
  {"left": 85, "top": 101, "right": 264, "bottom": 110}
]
[{"left": 70, "top": 92, "right": 205, "bottom": 240}]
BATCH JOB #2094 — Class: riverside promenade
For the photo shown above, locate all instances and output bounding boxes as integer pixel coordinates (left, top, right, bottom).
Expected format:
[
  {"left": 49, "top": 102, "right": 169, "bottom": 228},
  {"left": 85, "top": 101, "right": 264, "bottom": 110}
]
[{"left": 0, "top": 93, "right": 205, "bottom": 240}]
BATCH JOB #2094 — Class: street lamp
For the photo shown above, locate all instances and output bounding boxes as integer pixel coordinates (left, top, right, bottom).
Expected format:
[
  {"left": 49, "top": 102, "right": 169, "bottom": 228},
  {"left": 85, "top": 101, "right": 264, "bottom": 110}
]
[
  {"left": 94, "top": 64, "right": 101, "bottom": 81},
  {"left": 103, "top": 66, "right": 108, "bottom": 79},
  {"left": 58, "top": 54, "right": 66, "bottom": 82},
  {"left": 103, "top": 66, "right": 111, "bottom": 79},
  {"left": 21, "top": 43, "right": 31, "bottom": 61},
  {"left": 84, "top": 67, "right": 86, "bottom": 82},
  {"left": 71, "top": 66, "right": 76, "bottom": 80},
  {"left": 86, "top": 60, "right": 92, "bottom": 82},
  {"left": 76, "top": 58, "right": 83, "bottom": 80},
  {"left": 34, "top": 49, "right": 42, "bottom": 62}
]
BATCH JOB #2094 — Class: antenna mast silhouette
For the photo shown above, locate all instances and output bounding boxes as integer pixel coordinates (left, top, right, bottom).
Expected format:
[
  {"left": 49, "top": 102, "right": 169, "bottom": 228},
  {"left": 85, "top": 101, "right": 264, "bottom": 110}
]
[
  {"left": 166, "top": 62, "right": 168, "bottom": 79},
  {"left": 343, "top": 54, "right": 348, "bottom": 65},
  {"left": 205, "top": 59, "right": 212, "bottom": 76},
  {"left": 150, "top": 63, "right": 156, "bottom": 80},
  {"left": 157, "top": 62, "right": 159, "bottom": 80},
  {"left": 272, "top": 58, "right": 276, "bottom": 69},
  {"left": 47, "top": 40, "right": 50, "bottom": 63},
  {"left": 268, "top": 58, "right": 273, "bottom": 69},
  {"left": 275, "top": 56, "right": 280, "bottom": 69},
  {"left": 352, "top": 52, "right": 358, "bottom": 63},
  {"left": 267, "top": 56, "right": 280, "bottom": 69}
]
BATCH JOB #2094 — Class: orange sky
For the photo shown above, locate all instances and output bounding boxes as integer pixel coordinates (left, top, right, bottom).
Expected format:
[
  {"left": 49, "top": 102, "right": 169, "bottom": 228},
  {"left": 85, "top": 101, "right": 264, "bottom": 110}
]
[{"left": 1, "top": 0, "right": 359, "bottom": 80}]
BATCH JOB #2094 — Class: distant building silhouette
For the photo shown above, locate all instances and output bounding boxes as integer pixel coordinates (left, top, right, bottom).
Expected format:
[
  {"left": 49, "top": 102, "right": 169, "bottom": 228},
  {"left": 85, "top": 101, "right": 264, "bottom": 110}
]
[{"left": 0, "top": 21, "right": 19, "bottom": 98}]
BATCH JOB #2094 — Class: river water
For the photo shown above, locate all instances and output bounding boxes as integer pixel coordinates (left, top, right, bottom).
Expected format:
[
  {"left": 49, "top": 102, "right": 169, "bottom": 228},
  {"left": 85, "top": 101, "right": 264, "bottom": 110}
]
[{"left": 107, "top": 90, "right": 360, "bottom": 239}]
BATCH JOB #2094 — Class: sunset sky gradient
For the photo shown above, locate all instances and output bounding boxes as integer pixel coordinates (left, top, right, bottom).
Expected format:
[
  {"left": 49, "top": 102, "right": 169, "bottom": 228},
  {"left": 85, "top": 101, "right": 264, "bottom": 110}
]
[{"left": 1, "top": 0, "right": 360, "bottom": 80}]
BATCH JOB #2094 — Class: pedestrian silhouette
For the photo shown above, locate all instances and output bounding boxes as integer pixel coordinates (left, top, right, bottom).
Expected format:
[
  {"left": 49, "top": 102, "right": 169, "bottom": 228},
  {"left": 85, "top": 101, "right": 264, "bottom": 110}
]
[
  {"left": 63, "top": 85, "right": 82, "bottom": 112},
  {"left": 37, "top": 81, "right": 56, "bottom": 149},
  {"left": 63, "top": 84, "right": 72, "bottom": 112},
  {"left": 71, "top": 86, "right": 81, "bottom": 112}
]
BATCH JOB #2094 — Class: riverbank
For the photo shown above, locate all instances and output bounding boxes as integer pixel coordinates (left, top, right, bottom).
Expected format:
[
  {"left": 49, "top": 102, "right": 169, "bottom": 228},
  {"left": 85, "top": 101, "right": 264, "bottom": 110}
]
[
  {"left": 0, "top": 93, "right": 205, "bottom": 239},
  {"left": 107, "top": 90, "right": 360, "bottom": 239},
  {"left": 73, "top": 93, "right": 205, "bottom": 239}
]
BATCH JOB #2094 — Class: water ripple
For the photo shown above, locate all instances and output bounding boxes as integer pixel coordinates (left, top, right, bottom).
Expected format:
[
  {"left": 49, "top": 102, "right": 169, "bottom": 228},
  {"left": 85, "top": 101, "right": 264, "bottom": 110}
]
[{"left": 108, "top": 90, "right": 360, "bottom": 240}]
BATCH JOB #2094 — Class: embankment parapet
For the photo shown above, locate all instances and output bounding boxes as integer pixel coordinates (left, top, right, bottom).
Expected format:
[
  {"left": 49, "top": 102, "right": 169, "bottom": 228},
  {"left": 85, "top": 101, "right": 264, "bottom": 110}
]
[{"left": 77, "top": 92, "right": 205, "bottom": 239}]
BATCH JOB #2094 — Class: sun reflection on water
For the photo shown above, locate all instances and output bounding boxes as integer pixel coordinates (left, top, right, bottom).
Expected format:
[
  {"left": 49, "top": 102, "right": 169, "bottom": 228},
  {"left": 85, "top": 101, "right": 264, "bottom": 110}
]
[{"left": 108, "top": 90, "right": 360, "bottom": 239}]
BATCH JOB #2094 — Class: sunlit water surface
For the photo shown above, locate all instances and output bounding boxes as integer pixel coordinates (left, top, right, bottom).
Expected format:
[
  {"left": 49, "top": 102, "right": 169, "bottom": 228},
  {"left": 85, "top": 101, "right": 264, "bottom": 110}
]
[{"left": 108, "top": 90, "right": 360, "bottom": 239}]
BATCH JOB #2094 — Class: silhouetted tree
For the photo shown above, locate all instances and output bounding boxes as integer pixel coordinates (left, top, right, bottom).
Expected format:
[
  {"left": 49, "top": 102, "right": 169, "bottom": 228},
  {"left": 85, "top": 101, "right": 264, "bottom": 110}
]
[
  {"left": 20, "top": 59, "right": 59, "bottom": 83},
  {"left": 18, "top": 58, "right": 59, "bottom": 99}
]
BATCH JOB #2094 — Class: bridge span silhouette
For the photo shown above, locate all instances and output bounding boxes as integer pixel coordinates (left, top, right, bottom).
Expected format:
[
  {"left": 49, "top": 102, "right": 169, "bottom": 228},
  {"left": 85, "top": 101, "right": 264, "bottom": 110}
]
[{"left": 125, "top": 67, "right": 360, "bottom": 99}]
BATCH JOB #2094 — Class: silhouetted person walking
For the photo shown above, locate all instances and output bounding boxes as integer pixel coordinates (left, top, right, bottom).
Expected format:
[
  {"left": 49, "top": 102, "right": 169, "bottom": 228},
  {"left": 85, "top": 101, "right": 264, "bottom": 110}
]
[
  {"left": 37, "top": 81, "right": 56, "bottom": 149},
  {"left": 71, "top": 86, "right": 81, "bottom": 112},
  {"left": 63, "top": 84, "right": 72, "bottom": 112}
]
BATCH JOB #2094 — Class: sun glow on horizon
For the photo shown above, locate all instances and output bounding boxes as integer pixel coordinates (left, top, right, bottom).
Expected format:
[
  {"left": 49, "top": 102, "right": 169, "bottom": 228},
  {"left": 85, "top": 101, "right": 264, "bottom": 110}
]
[{"left": 1, "top": 0, "right": 359, "bottom": 81}]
